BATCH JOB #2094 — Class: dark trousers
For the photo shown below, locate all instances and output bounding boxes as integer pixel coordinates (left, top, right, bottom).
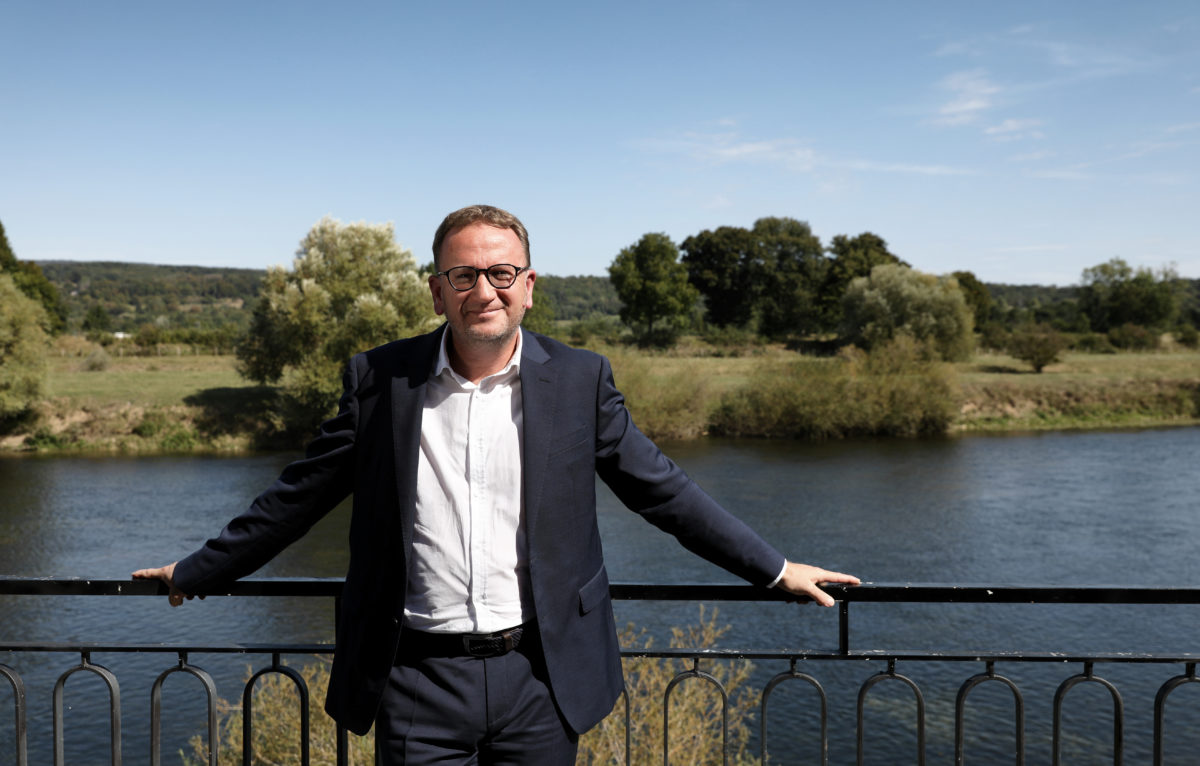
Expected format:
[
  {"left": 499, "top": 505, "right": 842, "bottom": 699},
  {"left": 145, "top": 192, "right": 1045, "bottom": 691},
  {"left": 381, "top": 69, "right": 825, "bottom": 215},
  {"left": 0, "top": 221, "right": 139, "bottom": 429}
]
[{"left": 375, "top": 629, "right": 579, "bottom": 765}]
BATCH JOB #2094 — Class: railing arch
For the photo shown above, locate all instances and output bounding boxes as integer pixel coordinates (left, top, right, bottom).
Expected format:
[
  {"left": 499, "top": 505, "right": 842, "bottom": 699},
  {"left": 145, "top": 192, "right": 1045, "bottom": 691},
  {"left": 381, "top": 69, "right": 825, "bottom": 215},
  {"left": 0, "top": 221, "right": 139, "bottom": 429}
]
[{"left": 2, "top": 578, "right": 1200, "bottom": 764}]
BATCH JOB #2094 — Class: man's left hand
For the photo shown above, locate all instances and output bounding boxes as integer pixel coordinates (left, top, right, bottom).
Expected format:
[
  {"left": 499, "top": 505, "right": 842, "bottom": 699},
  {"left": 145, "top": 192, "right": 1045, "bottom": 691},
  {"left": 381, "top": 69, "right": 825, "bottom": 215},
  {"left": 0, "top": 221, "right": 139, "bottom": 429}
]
[{"left": 777, "top": 561, "right": 860, "bottom": 607}]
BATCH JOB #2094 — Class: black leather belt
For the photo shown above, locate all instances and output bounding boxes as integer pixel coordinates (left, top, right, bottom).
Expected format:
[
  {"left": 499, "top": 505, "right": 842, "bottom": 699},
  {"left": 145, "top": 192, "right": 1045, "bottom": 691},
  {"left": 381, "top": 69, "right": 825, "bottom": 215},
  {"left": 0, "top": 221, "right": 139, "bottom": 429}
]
[{"left": 402, "top": 624, "right": 531, "bottom": 659}]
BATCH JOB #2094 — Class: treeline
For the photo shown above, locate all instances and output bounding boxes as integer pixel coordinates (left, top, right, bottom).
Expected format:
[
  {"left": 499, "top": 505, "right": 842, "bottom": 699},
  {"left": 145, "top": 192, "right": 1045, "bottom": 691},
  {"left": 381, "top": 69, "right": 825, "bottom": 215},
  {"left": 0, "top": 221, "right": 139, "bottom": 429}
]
[{"left": 605, "top": 217, "right": 1200, "bottom": 356}]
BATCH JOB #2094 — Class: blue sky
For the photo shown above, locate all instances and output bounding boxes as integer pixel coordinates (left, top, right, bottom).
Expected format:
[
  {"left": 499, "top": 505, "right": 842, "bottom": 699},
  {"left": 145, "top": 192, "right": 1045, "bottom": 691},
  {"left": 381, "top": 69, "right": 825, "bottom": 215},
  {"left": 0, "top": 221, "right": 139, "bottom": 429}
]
[{"left": 2, "top": 1, "right": 1197, "bottom": 285}]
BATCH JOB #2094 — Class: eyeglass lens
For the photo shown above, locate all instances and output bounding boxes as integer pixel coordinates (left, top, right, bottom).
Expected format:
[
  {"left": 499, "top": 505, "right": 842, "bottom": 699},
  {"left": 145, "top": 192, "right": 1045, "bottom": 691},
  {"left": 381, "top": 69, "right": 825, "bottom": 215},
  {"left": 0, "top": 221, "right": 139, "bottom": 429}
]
[{"left": 445, "top": 265, "right": 521, "bottom": 290}]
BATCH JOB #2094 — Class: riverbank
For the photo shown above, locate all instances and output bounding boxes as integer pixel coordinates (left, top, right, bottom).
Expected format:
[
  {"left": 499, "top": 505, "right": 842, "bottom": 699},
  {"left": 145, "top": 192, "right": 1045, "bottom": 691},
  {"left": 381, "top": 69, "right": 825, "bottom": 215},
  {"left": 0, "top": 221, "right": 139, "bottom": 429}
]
[{"left": 2, "top": 347, "right": 1198, "bottom": 455}]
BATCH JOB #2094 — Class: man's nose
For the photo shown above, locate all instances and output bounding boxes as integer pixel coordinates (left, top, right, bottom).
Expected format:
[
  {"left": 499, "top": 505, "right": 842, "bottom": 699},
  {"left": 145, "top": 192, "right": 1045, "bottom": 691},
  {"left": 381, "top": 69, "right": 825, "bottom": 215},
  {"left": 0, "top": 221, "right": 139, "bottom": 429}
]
[{"left": 469, "top": 274, "right": 497, "bottom": 299}]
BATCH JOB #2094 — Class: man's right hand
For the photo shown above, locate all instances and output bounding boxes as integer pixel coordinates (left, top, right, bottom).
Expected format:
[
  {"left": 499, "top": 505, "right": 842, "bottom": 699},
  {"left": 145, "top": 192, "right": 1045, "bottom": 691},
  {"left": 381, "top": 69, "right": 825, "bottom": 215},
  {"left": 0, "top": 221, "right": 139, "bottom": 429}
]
[{"left": 132, "top": 561, "right": 194, "bottom": 607}]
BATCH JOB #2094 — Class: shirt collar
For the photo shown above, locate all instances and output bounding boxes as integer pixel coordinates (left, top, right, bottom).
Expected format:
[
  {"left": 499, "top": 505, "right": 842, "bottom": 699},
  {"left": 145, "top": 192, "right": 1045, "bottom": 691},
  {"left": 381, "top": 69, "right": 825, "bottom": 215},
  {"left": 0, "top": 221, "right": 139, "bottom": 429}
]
[{"left": 434, "top": 327, "right": 524, "bottom": 384}]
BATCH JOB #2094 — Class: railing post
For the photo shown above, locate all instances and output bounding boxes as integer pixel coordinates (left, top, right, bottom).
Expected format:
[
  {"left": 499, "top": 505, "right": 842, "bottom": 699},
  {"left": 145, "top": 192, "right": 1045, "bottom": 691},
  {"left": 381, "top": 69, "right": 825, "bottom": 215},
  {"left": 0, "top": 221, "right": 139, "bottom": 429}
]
[
  {"left": 0, "top": 663, "right": 28, "bottom": 766},
  {"left": 52, "top": 651, "right": 121, "bottom": 766},
  {"left": 150, "top": 651, "right": 218, "bottom": 766}
]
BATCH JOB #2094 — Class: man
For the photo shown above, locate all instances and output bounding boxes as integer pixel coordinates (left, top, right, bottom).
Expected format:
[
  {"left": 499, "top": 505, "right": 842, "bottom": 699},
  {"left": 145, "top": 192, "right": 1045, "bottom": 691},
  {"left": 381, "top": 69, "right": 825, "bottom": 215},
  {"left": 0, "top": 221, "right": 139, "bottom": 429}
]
[{"left": 134, "top": 204, "right": 859, "bottom": 765}]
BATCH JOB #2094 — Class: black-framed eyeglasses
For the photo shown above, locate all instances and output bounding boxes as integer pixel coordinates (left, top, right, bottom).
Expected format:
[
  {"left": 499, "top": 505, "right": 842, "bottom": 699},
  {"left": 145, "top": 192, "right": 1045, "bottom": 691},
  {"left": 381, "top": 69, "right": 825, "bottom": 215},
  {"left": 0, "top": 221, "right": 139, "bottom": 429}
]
[{"left": 437, "top": 264, "right": 529, "bottom": 292}]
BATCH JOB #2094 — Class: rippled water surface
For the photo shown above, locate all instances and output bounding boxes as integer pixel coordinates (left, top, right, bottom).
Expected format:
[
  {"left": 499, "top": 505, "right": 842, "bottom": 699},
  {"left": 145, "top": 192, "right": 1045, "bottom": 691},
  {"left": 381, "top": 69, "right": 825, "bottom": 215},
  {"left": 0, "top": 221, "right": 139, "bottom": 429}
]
[{"left": 3, "top": 428, "right": 1199, "bottom": 763}]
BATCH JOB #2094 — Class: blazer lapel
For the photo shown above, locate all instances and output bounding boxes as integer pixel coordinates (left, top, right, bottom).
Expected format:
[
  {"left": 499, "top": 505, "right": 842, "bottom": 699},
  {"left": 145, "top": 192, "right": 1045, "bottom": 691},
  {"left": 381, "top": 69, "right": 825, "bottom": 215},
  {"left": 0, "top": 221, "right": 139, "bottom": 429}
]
[
  {"left": 390, "top": 325, "right": 444, "bottom": 555},
  {"left": 519, "top": 329, "right": 556, "bottom": 537}
]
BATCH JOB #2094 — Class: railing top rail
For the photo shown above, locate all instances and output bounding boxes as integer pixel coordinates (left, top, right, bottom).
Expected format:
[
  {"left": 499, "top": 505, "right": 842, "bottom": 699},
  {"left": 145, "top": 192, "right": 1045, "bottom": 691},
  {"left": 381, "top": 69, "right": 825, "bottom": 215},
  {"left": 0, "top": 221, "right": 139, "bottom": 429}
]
[{"left": 3, "top": 577, "right": 1200, "bottom": 604}]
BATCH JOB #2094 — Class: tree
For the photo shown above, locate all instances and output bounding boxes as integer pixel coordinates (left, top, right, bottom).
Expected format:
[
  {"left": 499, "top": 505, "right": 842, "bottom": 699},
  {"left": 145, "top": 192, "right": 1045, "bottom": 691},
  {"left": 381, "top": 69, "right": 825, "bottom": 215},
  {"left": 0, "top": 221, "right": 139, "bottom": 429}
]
[
  {"left": 750, "top": 217, "right": 828, "bottom": 341},
  {"left": 237, "top": 216, "right": 437, "bottom": 434},
  {"left": 1007, "top": 324, "right": 1067, "bottom": 373},
  {"left": 82, "top": 305, "right": 113, "bottom": 333},
  {"left": 1079, "top": 258, "right": 1178, "bottom": 332},
  {"left": 680, "top": 226, "right": 762, "bottom": 328},
  {"left": 841, "top": 264, "right": 975, "bottom": 361},
  {"left": 821, "top": 233, "right": 907, "bottom": 330},
  {"left": 0, "top": 273, "right": 49, "bottom": 422},
  {"left": 951, "top": 270, "right": 993, "bottom": 330},
  {"left": 0, "top": 218, "right": 68, "bottom": 334},
  {"left": 608, "top": 233, "right": 698, "bottom": 347}
]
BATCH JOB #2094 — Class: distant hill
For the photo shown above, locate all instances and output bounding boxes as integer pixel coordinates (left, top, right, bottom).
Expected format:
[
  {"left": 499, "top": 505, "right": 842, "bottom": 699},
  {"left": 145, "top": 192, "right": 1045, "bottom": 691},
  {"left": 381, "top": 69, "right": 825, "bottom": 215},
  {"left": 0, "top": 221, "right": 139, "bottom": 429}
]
[
  {"left": 35, "top": 261, "right": 622, "bottom": 334},
  {"left": 37, "top": 261, "right": 264, "bottom": 333},
  {"left": 34, "top": 261, "right": 1197, "bottom": 337}
]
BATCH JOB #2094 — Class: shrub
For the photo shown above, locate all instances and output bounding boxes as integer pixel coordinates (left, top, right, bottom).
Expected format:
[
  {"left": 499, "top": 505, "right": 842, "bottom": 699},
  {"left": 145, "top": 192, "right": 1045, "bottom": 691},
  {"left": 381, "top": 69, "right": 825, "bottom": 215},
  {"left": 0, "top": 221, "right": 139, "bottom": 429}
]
[
  {"left": 185, "top": 609, "right": 752, "bottom": 766},
  {"left": 579, "top": 607, "right": 757, "bottom": 765},
  {"left": 1107, "top": 323, "right": 1159, "bottom": 351},
  {"left": 1073, "top": 333, "right": 1117, "bottom": 354},
  {"left": 81, "top": 348, "right": 111, "bottom": 371},
  {"left": 1007, "top": 324, "right": 1068, "bottom": 373},
  {"left": 1175, "top": 324, "right": 1199, "bottom": 349},
  {"left": 183, "top": 659, "right": 375, "bottom": 765},
  {"left": 710, "top": 334, "right": 958, "bottom": 439}
]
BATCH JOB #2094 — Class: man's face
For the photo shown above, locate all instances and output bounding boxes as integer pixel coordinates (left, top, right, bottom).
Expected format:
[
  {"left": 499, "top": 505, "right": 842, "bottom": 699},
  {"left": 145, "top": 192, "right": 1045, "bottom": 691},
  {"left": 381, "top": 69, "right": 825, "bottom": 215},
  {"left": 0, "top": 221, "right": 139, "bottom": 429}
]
[{"left": 429, "top": 222, "right": 536, "bottom": 348}]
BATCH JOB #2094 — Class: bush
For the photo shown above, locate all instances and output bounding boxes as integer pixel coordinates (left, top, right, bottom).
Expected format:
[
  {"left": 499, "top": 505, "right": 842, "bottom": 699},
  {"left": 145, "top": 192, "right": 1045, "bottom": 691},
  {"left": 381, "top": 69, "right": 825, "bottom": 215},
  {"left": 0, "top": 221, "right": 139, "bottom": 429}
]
[
  {"left": 185, "top": 609, "right": 752, "bottom": 766},
  {"left": 0, "top": 274, "right": 49, "bottom": 422},
  {"left": 1107, "top": 323, "right": 1159, "bottom": 351},
  {"left": 1007, "top": 324, "right": 1068, "bottom": 373},
  {"left": 81, "top": 348, "right": 111, "bottom": 371},
  {"left": 184, "top": 659, "right": 375, "bottom": 765},
  {"left": 579, "top": 607, "right": 756, "bottom": 765},
  {"left": 1175, "top": 324, "right": 1199, "bottom": 349},
  {"left": 710, "top": 334, "right": 958, "bottom": 439},
  {"left": 1073, "top": 333, "right": 1117, "bottom": 354}
]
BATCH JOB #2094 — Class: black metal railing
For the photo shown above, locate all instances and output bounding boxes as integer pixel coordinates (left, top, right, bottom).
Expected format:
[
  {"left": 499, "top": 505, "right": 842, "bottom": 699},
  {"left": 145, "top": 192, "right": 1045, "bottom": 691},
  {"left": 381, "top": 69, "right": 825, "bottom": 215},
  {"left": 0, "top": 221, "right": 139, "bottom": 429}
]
[{"left": 2, "top": 578, "right": 1199, "bottom": 765}]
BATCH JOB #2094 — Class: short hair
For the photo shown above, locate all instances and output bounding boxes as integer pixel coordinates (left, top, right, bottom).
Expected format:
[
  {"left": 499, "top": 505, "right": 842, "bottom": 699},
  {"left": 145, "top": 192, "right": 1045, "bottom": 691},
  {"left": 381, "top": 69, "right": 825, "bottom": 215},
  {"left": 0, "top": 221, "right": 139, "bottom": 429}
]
[{"left": 432, "top": 205, "right": 531, "bottom": 269}]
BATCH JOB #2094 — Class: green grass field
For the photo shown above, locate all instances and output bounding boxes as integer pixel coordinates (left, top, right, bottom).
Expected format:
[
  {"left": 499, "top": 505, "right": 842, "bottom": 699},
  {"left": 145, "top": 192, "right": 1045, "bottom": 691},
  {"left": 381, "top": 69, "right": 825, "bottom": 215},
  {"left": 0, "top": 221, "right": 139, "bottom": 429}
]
[{"left": 6, "top": 341, "right": 1198, "bottom": 454}]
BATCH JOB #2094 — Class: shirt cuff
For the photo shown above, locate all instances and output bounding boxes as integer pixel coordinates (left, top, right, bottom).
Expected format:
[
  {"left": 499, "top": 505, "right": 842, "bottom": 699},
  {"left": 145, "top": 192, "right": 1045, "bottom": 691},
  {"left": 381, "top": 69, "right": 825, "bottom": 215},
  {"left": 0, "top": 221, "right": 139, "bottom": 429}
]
[{"left": 766, "top": 560, "right": 788, "bottom": 588}]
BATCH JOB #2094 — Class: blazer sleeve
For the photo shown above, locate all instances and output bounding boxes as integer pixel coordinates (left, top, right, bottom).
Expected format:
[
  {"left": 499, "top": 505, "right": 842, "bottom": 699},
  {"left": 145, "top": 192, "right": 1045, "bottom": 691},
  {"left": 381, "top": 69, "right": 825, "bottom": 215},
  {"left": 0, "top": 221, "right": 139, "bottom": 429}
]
[
  {"left": 591, "top": 355, "right": 786, "bottom": 586},
  {"left": 173, "top": 356, "right": 363, "bottom": 595}
]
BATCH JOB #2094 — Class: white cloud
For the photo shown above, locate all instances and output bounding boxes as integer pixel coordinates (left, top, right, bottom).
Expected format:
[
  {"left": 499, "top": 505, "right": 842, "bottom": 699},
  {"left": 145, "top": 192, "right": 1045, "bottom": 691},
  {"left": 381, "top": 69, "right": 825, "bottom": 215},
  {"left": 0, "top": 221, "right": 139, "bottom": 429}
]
[
  {"left": 835, "top": 159, "right": 973, "bottom": 177},
  {"left": 1008, "top": 149, "right": 1056, "bottom": 163},
  {"left": 1027, "top": 168, "right": 1094, "bottom": 181},
  {"left": 934, "top": 69, "right": 1000, "bottom": 126},
  {"left": 1164, "top": 122, "right": 1200, "bottom": 134},
  {"left": 985, "top": 117, "right": 1045, "bottom": 142},
  {"left": 992, "top": 243, "right": 1069, "bottom": 253},
  {"left": 636, "top": 128, "right": 973, "bottom": 178}
]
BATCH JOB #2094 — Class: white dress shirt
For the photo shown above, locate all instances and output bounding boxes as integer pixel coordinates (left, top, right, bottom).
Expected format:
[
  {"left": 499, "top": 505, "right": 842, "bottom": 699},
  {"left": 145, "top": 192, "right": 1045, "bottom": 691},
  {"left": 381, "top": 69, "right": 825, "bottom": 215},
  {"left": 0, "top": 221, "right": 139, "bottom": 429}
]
[{"left": 403, "top": 331, "right": 532, "bottom": 634}]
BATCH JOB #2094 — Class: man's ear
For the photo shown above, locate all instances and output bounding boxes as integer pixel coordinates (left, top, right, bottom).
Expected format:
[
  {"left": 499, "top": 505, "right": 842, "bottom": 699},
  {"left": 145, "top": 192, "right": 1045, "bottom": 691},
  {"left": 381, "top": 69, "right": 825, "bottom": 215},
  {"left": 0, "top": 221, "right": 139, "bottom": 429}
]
[
  {"left": 523, "top": 269, "right": 536, "bottom": 310},
  {"left": 429, "top": 274, "right": 446, "bottom": 315}
]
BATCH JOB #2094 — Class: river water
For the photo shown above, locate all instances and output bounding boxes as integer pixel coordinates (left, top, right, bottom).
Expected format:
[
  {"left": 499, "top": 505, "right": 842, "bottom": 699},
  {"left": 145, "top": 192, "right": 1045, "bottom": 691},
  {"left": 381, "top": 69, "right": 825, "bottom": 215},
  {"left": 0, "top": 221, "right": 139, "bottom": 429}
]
[{"left": 2, "top": 428, "right": 1200, "bottom": 763}]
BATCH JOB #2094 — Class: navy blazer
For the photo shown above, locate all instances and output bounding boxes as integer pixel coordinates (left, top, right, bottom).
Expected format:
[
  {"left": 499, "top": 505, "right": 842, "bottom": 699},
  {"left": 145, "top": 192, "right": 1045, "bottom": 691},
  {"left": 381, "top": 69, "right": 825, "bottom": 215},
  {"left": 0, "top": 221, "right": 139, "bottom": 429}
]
[{"left": 172, "top": 326, "right": 786, "bottom": 735}]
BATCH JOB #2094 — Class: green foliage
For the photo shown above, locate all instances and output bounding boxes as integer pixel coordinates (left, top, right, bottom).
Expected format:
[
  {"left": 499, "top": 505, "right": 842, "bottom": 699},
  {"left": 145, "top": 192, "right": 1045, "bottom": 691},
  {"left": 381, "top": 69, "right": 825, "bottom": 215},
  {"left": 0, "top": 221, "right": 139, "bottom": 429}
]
[
  {"left": 1107, "top": 322, "right": 1159, "bottom": 351},
  {"left": 951, "top": 270, "right": 993, "bottom": 329},
  {"left": 1073, "top": 333, "right": 1117, "bottom": 354},
  {"left": 1176, "top": 324, "right": 1199, "bottom": 349},
  {"left": 532, "top": 275, "right": 620, "bottom": 321},
  {"left": 0, "top": 273, "right": 50, "bottom": 421},
  {"left": 82, "top": 304, "right": 113, "bottom": 332},
  {"left": 1079, "top": 258, "right": 1178, "bottom": 332},
  {"left": 1007, "top": 324, "right": 1068, "bottom": 373},
  {"left": 681, "top": 225, "right": 761, "bottom": 328},
  {"left": 840, "top": 264, "right": 975, "bottom": 361},
  {"left": 236, "top": 217, "right": 438, "bottom": 435},
  {"left": 609, "top": 233, "right": 698, "bottom": 347},
  {"left": 0, "top": 219, "right": 68, "bottom": 333},
  {"left": 710, "top": 335, "right": 959, "bottom": 438},
  {"left": 820, "top": 232, "right": 907, "bottom": 330},
  {"left": 752, "top": 217, "right": 828, "bottom": 341}
]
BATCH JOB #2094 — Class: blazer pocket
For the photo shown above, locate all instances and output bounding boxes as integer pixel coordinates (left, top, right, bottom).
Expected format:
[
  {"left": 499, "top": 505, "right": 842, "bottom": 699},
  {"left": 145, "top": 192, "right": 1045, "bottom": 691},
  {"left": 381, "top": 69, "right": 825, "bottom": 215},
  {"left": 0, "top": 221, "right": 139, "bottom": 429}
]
[{"left": 578, "top": 566, "right": 611, "bottom": 615}]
